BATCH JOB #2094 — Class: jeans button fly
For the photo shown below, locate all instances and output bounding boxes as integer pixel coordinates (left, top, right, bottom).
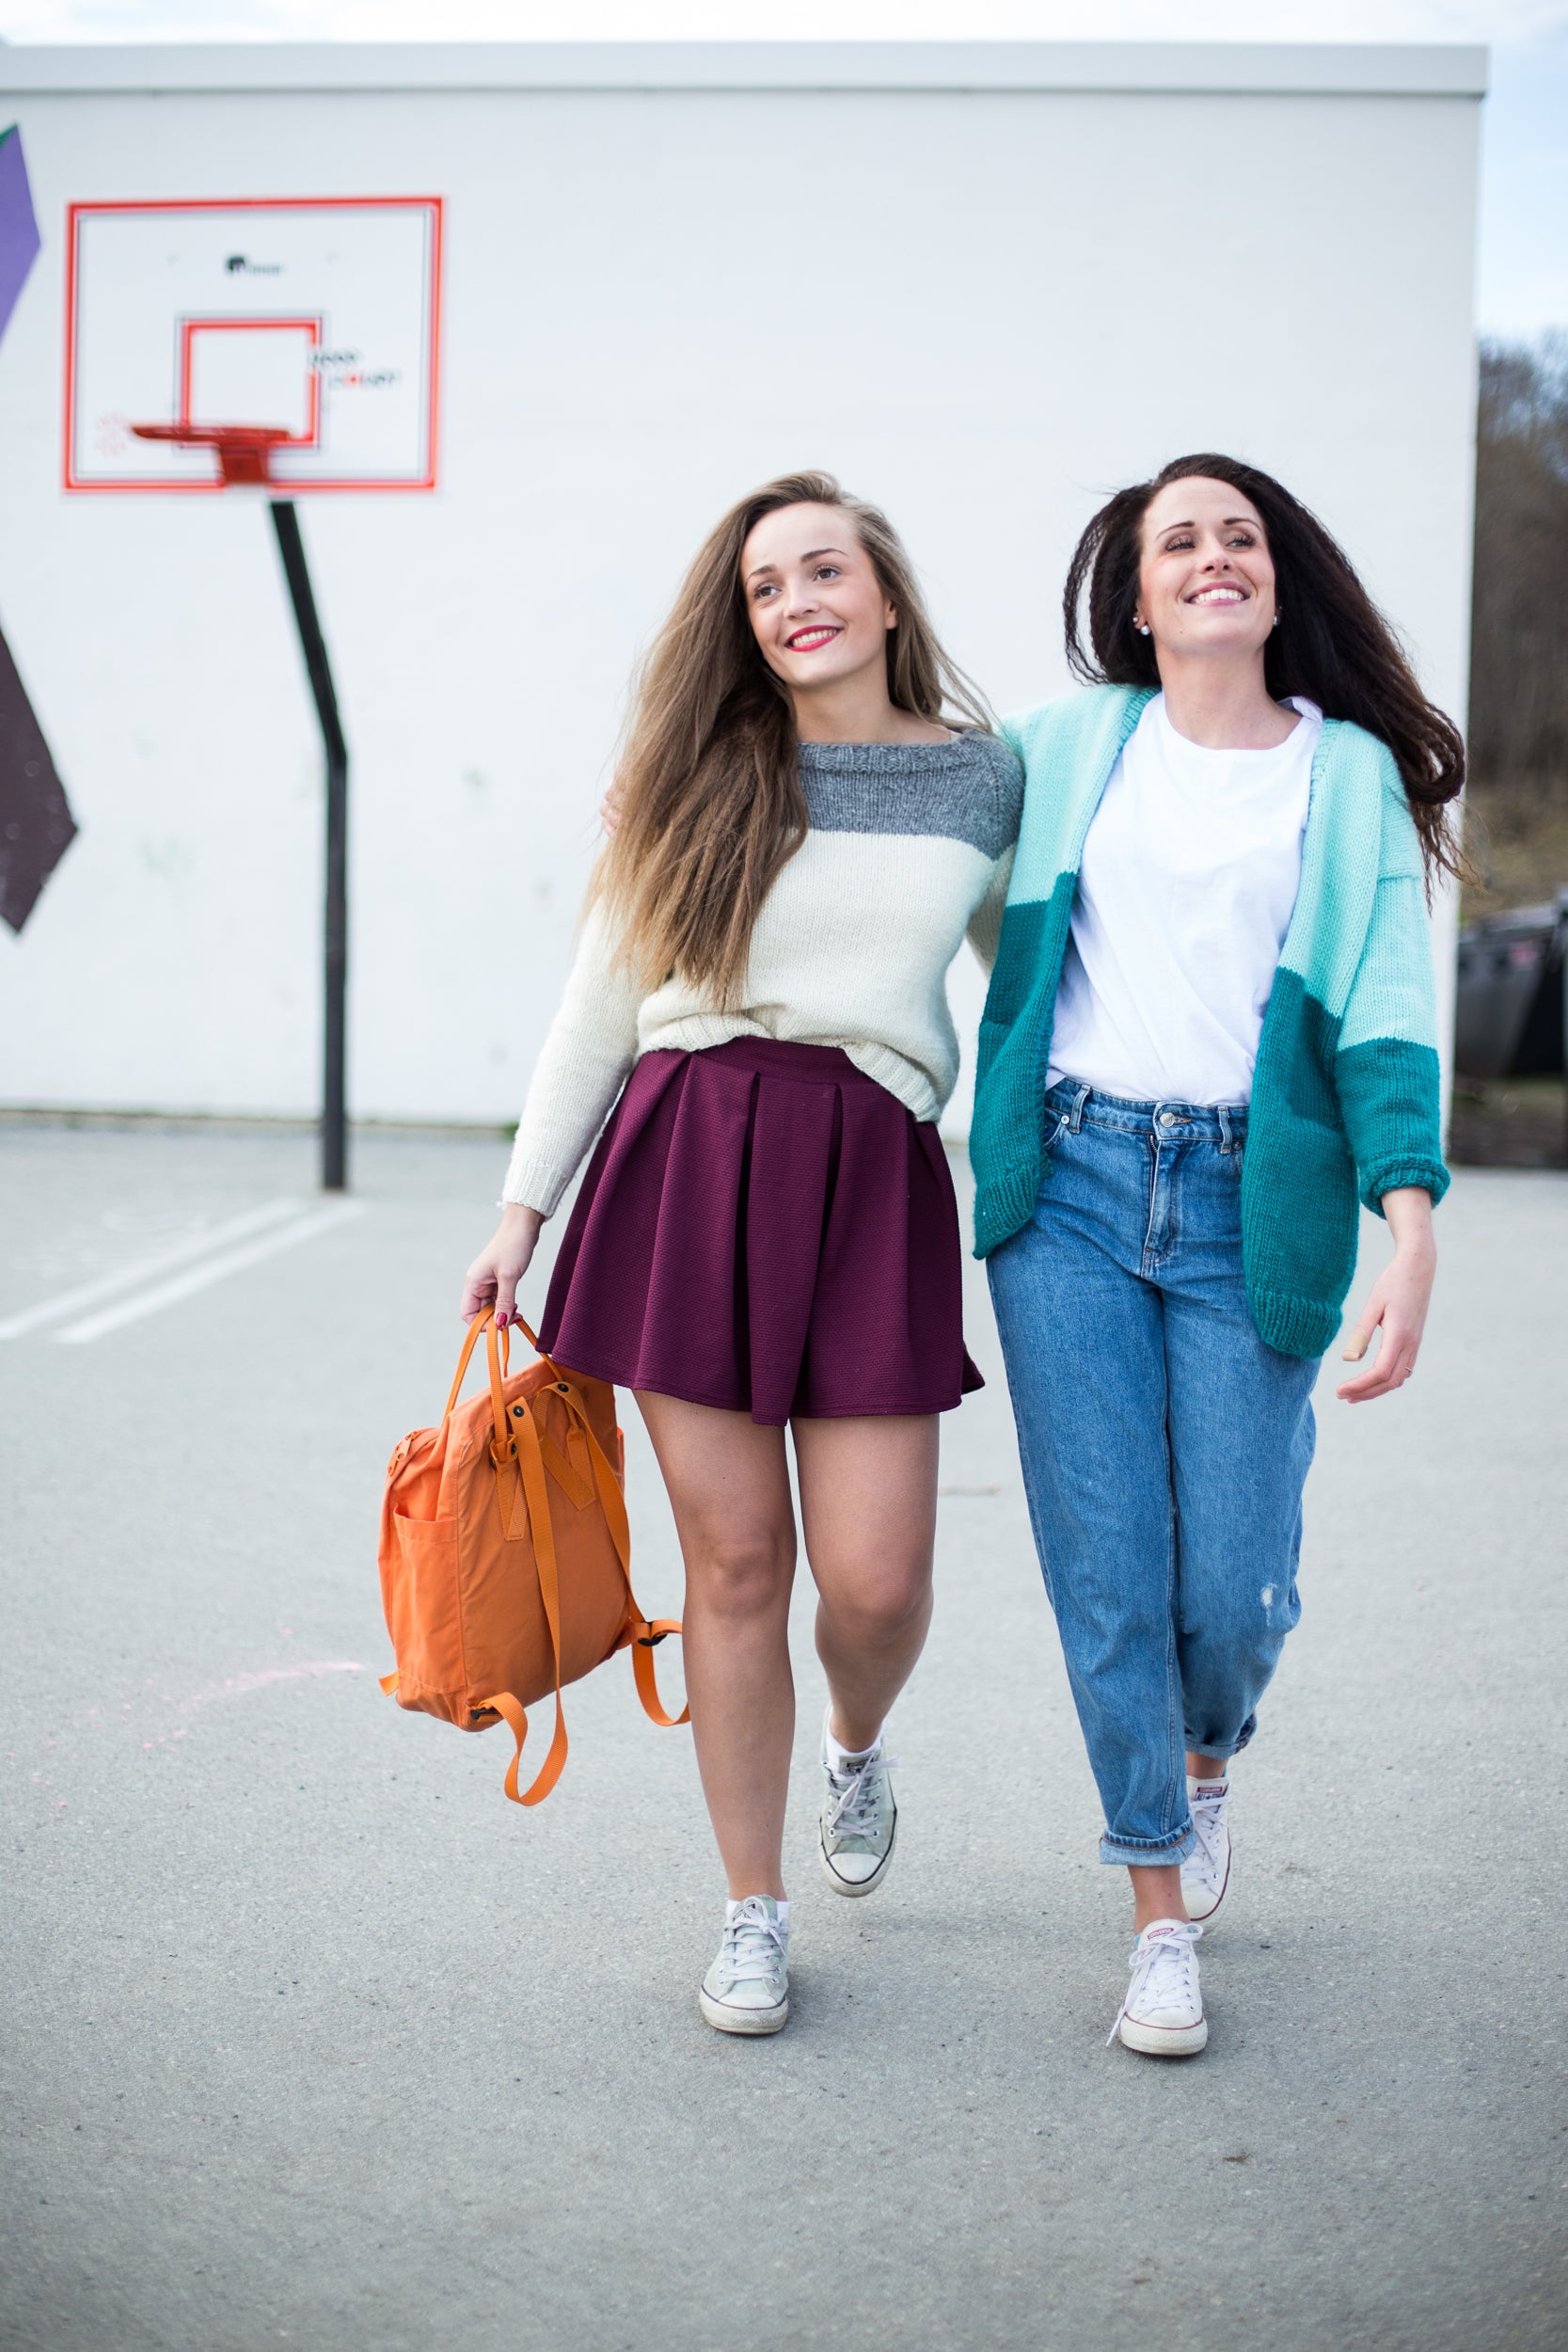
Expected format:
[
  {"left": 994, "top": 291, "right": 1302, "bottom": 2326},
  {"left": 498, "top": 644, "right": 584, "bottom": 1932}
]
[{"left": 1159, "top": 1111, "right": 1178, "bottom": 1127}]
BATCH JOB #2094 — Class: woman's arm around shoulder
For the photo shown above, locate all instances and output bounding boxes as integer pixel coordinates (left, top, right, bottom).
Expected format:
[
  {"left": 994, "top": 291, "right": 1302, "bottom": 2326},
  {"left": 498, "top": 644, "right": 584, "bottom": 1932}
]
[
  {"left": 964, "top": 730, "right": 1024, "bottom": 974},
  {"left": 998, "top": 681, "right": 1149, "bottom": 775}
]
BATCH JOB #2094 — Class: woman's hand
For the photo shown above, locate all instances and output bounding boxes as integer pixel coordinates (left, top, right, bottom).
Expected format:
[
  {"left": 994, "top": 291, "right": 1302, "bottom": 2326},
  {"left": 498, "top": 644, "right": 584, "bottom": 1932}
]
[
  {"left": 460, "top": 1203, "right": 545, "bottom": 1329},
  {"left": 1336, "top": 1187, "right": 1435, "bottom": 1404}
]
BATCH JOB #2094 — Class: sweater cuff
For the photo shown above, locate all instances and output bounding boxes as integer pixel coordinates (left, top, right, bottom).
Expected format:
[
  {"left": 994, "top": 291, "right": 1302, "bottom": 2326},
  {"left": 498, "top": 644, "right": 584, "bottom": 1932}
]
[
  {"left": 1358, "top": 1156, "right": 1450, "bottom": 1217},
  {"left": 500, "top": 1152, "right": 572, "bottom": 1219}
]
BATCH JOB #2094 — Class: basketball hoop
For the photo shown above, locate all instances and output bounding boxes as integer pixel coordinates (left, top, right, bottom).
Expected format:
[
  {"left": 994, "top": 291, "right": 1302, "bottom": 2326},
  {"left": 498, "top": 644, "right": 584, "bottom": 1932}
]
[
  {"left": 73, "top": 193, "right": 445, "bottom": 1193},
  {"left": 130, "top": 421, "right": 293, "bottom": 486}
]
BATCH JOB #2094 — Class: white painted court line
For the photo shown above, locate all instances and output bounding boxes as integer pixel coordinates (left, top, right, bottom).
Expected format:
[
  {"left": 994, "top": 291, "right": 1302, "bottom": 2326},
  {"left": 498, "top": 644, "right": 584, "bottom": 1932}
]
[
  {"left": 0, "top": 1198, "right": 305, "bottom": 1342},
  {"left": 56, "top": 1200, "right": 368, "bottom": 1344}
]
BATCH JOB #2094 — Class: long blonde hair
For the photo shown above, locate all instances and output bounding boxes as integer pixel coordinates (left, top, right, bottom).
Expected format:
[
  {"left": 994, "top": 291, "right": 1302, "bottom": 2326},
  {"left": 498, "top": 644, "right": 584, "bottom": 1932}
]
[{"left": 591, "top": 470, "right": 992, "bottom": 1004}]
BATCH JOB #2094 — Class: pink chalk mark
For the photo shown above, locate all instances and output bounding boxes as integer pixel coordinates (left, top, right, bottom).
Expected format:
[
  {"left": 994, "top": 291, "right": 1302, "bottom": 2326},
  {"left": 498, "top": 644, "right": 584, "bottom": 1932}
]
[
  {"left": 166, "top": 1662, "right": 368, "bottom": 1715},
  {"left": 114, "top": 1661, "right": 369, "bottom": 1747}
]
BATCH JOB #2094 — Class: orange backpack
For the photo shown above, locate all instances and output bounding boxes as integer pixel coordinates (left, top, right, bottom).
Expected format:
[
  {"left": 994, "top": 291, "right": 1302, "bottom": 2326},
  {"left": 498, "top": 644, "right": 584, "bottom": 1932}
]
[{"left": 378, "top": 1308, "right": 687, "bottom": 1805}]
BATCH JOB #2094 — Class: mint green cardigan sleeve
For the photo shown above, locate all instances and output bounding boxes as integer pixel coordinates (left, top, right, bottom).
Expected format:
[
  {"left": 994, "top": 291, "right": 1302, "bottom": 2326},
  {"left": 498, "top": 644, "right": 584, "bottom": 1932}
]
[{"left": 1332, "top": 755, "right": 1451, "bottom": 1216}]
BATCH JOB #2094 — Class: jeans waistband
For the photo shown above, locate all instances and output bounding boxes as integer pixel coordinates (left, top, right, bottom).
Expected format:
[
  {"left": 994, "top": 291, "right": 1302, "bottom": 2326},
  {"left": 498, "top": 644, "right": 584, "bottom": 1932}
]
[{"left": 1045, "top": 1077, "right": 1248, "bottom": 1146}]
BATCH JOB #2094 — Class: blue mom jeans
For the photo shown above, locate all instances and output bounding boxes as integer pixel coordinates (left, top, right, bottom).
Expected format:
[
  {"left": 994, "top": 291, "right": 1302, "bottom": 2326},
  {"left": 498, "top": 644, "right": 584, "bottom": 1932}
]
[{"left": 987, "top": 1080, "right": 1321, "bottom": 1867}]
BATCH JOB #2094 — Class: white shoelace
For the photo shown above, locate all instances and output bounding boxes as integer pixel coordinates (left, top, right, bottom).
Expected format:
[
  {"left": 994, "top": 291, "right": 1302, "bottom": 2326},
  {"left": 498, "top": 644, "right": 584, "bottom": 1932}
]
[
  {"left": 1106, "top": 1919, "right": 1203, "bottom": 2044},
  {"left": 823, "top": 1750, "right": 898, "bottom": 1840},
  {"left": 1185, "top": 1786, "right": 1229, "bottom": 1892},
  {"left": 720, "top": 1898, "right": 788, "bottom": 1985}
]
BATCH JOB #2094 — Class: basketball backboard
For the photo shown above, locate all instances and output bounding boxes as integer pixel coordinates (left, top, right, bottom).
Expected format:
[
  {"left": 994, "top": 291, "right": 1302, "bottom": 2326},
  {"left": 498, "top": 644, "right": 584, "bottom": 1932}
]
[{"left": 64, "top": 196, "right": 442, "bottom": 493}]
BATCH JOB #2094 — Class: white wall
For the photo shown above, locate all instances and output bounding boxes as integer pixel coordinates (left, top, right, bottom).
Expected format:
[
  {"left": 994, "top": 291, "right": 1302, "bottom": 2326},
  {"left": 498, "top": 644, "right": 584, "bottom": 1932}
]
[{"left": 0, "top": 42, "right": 1482, "bottom": 1130}]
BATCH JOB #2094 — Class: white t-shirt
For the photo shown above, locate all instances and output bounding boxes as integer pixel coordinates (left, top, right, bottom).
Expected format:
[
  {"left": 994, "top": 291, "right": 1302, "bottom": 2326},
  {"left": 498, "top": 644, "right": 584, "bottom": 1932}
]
[{"left": 1046, "top": 692, "right": 1320, "bottom": 1106}]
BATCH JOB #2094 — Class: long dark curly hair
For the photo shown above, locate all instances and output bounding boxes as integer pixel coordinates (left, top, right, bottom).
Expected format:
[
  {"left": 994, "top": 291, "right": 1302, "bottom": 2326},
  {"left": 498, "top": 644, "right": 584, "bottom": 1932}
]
[{"left": 1063, "top": 452, "right": 1467, "bottom": 884}]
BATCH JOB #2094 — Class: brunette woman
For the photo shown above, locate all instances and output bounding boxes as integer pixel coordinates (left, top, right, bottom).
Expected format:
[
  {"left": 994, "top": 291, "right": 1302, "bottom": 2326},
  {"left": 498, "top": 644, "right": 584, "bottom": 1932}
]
[
  {"left": 972, "top": 455, "right": 1462, "bottom": 2057},
  {"left": 463, "top": 472, "right": 1021, "bottom": 2035}
]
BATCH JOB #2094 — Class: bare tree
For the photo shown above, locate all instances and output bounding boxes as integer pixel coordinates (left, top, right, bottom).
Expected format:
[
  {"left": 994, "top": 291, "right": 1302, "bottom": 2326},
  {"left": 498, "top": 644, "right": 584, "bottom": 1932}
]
[{"left": 1469, "top": 335, "right": 1568, "bottom": 787}]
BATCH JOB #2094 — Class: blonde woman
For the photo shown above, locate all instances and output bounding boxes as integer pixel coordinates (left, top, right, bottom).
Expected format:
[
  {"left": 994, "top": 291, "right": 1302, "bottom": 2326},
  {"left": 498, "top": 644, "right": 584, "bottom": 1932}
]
[{"left": 462, "top": 473, "right": 1022, "bottom": 2035}]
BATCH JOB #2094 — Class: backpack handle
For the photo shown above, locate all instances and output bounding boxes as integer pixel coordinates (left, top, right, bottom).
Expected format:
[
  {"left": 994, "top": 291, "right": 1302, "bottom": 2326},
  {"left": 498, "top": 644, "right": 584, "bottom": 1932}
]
[{"left": 444, "top": 1307, "right": 565, "bottom": 1428}]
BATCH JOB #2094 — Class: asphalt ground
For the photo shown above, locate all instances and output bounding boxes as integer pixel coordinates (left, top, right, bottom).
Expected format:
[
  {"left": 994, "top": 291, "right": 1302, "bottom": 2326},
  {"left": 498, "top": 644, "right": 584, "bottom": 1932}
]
[{"left": 2, "top": 1120, "right": 1565, "bottom": 2352}]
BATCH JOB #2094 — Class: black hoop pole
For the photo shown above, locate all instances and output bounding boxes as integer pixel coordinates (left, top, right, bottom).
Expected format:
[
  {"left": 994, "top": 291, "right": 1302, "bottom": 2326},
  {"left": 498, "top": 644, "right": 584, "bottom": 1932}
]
[{"left": 269, "top": 501, "right": 349, "bottom": 1192}]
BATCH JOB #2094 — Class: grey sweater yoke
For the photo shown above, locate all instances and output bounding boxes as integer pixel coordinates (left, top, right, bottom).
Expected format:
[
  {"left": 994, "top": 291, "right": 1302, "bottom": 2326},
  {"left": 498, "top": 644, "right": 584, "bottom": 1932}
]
[{"left": 798, "top": 731, "right": 1023, "bottom": 862}]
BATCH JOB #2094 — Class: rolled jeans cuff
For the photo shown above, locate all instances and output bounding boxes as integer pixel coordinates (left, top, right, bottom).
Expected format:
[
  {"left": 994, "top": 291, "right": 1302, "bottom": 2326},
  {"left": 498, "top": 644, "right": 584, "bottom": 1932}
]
[
  {"left": 1182, "top": 1713, "right": 1256, "bottom": 1763},
  {"left": 1098, "top": 1820, "right": 1197, "bottom": 1869}
]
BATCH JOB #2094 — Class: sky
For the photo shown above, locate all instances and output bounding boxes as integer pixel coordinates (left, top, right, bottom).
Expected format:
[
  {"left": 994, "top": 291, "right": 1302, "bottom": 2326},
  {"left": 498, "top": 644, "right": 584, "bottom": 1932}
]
[{"left": 1, "top": 0, "right": 1563, "bottom": 338}]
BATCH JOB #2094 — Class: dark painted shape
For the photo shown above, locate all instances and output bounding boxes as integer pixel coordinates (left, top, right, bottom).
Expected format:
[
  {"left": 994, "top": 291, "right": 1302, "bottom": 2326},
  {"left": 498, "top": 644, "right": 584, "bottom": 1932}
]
[
  {"left": 0, "top": 126, "right": 40, "bottom": 346},
  {"left": 0, "top": 625, "right": 76, "bottom": 933}
]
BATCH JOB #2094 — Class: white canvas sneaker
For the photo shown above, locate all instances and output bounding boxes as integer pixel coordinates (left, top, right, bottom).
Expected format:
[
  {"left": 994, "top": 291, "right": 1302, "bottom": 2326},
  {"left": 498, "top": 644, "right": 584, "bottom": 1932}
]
[
  {"left": 698, "top": 1897, "right": 790, "bottom": 2036},
  {"left": 1108, "top": 1917, "right": 1207, "bottom": 2056},
  {"left": 1181, "top": 1778, "right": 1232, "bottom": 1925},
  {"left": 817, "top": 1711, "right": 897, "bottom": 1898}
]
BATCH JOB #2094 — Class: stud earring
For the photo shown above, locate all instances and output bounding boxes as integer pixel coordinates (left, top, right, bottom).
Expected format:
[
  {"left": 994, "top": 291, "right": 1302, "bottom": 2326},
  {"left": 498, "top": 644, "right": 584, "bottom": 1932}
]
[{"left": 1137, "top": 622, "right": 1150, "bottom": 636}]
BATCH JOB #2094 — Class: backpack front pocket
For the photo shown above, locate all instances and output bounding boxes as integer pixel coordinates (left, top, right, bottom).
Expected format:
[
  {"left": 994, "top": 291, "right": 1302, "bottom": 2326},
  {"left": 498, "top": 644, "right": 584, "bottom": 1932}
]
[{"left": 386, "top": 1512, "right": 465, "bottom": 1705}]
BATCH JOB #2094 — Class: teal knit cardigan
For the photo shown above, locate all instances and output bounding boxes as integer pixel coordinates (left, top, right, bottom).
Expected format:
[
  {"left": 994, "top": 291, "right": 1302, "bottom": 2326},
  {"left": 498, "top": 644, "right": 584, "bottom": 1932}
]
[{"left": 970, "top": 685, "right": 1450, "bottom": 1358}]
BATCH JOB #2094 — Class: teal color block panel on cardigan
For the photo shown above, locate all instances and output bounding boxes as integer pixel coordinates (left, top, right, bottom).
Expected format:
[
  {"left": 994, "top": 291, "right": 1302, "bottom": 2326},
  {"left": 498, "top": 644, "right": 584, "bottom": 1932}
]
[
  {"left": 971, "top": 876, "right": 1077, "bottom": 1257},
  {"left": 1335, "top": 1036, "right": 1449, "bottom": 1213},
  {"left": 1243, "top": 967, "right": 1360, "bottom": 1355}
]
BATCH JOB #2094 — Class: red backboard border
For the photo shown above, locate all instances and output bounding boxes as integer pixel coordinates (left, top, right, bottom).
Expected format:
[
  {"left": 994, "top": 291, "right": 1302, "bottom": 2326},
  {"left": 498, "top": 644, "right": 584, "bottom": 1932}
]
[{"left": 62, "top": 194, "right": 444, "bottom": 495}]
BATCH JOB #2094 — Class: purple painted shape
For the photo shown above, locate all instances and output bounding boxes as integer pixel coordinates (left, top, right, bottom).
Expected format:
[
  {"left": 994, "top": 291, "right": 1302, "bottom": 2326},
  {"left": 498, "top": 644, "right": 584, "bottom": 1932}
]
[{"left": 0, "top": 126, "right": 40, "bottom": 348}]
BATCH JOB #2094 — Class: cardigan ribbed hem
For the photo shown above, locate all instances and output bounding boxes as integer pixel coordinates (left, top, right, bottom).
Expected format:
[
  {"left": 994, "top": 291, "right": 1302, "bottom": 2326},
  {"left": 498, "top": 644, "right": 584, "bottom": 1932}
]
[
  {"left": 973, "top": 1160, "right": 1045, "bottom": 1259},
  {"left": 1247, "top": 1286, "right": 1342, "bottom": 1361},
  {"left": 1357, "top": 1156, "right": 1451, "bottom": 1216}
]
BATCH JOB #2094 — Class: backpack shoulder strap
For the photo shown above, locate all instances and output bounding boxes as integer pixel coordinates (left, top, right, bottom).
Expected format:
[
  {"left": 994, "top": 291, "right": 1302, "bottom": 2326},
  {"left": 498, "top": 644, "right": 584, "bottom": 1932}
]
[
  {"left": 482, "top": 1398, "right": 570, "bottom": 1805},
  {"left": 551, "top": 1379, "right": 689, "bottom": 1730}
]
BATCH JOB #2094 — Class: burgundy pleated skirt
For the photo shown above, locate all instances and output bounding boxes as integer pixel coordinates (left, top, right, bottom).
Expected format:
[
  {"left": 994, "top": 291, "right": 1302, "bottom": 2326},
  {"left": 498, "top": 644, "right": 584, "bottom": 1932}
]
[{"left": 539, "top": 1037, "right": 983, "bottom": 1426}]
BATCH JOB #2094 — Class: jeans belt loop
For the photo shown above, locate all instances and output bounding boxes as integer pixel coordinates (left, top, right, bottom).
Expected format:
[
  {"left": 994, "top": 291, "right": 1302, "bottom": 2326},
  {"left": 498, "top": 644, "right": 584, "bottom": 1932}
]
[
  {"left": 1218, "top": 1104, "right": 1234, "bottom": 1154},
  {"left": 1069, "top": 1083, "right": 1090, "bottom": 1135}
]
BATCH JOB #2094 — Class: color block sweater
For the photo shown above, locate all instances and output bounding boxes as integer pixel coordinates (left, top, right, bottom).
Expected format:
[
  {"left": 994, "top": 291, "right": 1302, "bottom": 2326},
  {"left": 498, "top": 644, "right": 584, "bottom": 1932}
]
[
  {"left": 503, "top": 732, "right": 1024, "bottom": 1217},
  {"left": 970, "top": 685, "right": 1449, "bottom": 1358}
]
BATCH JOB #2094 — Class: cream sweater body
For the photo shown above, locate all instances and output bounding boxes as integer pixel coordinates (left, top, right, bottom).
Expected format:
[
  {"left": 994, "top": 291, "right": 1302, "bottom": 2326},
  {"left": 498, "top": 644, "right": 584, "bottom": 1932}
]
[{"left": 503, "top": 733, "right": 1023, "bottom": 1216}]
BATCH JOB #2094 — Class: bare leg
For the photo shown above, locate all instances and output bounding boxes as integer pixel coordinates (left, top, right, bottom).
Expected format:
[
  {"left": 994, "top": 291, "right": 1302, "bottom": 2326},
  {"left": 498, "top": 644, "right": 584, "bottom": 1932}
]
[
  {"left": 1130, "top": 1863, "right": 1189, "bottom": 1931},
  {"left": 634, "top": 1392, "right": 797, "bottom": 1900},
  {"left": 1127, "top": 1756, "right": 1227, "bottom": 1930},
  {"left": 793, "top": 1414, "right": 940, "bottom": 1755}
]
